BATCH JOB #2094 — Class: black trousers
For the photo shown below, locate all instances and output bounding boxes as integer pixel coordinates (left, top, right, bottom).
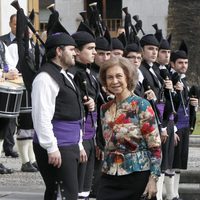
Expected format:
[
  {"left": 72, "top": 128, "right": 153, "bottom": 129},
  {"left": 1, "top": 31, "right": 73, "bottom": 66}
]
[
  {"left": 78, "top": 138, "right": 95, "bottom": 193},
  {"left": 33, "top": 143, "right": 80, "bottom": 200},
  {"left": 173, "top": 127, "right": 190, "bottom": 169},
  {"left": 90, "top": 158, "right": 103, "bottom": 197},
  {"left": 0, "top": 118, "right": 9, "bottom": 139},
  {"left": 161, "top": 120, "right": 175, "bottom": 171},
  {"left": 97, "top": 171, "right": 152, "bottom": 200},
  {"left": 3, "top": 118, "right": 16, "bottom": 153}
]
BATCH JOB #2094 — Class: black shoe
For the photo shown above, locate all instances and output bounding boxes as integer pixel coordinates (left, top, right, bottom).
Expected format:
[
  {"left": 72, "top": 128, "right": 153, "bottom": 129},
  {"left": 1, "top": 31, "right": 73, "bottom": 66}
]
[
  {"left": 0, "top": 163, "right": 14, "bottom": 174},
  {"left": 21, "top": 162, "right": 38, "bottom": 172},
  {"left": 5, "top": 150, "right": 19, "bottom": 158},
  {"left": 32, "top": 162, "right": 39, "bottom": 170}
]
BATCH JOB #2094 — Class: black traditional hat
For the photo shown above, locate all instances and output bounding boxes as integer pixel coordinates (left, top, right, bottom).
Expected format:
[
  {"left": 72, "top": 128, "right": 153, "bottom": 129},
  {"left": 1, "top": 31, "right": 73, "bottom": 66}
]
[
  {"left": 125, "top": 43, "right": 142, "bottom": 53},
  {"left": 96, "top": 37, "right": 110, "bottom": 51},
  {"left": 45, "top": 32, "right": 76, "bottom": 49},
  {"left": 125, "top": 34, "right": 142, "bottom": 53},
  {"left": 112, "top": 38, "right": 124, "bottom": 50},
  {"left": 95, "top": 28, "right": 111, "bottom": 51},
  {"left": 112, "top": 32, "right": 126, "bottom": 51},
  {"left": 72, "top": 31, "right": 95, "bottom": 47},
  {"left": 159, "top": 37, "right": 171, "bottom": 50},
  {"left": 140, "top": 34, "right": 159, "bottom": 47},
  {"left": 72, "top": 22, "right": 95, "bottom": 47},
  {"left": 170, "top": 40, "right": 188, "bottom": 62}
]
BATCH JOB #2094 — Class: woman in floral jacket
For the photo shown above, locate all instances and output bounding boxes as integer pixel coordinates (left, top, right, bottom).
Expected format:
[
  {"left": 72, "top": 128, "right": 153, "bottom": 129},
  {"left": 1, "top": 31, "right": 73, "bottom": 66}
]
[{"left": 97, "top": 57, "right": 161, "bottom": 200}]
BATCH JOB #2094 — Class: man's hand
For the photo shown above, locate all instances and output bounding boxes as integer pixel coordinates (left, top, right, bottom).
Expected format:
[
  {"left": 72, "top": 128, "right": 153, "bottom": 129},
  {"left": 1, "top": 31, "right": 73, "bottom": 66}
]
[
  {"left": 48, "top": 150, "right": 62, "bottom": 168},
  {"left": 174, "top": 81, "right": 183, "bottom": 91},
  {"left": 83, "top": 96, "right": 95, "bottom": 111},
  {"left": 144, "top": 89, "right": 156, "bottom": 101},
  {"left": 190, "top": 97, "right": 198, "bottom": 107},
  {"left": 164, "top": 79, "right": 173, "bottom": 90},
  {"left": 174, "top": 132, "right": 180, "bottom": 146},
  {"left": 80, "top": 148, "right": 87, "bottom": 163},
  {"left": 161, "top": 129, "right": 168, "bottom": 144},
  {"left": 5, "top": 69, "right": 19, "bottom": 80}
]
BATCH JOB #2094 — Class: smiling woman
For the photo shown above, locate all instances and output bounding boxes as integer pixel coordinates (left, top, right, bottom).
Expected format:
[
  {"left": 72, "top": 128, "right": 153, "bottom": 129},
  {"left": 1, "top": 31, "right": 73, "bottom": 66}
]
[
  {"left": 99, "top": 57, "right": 138, "bottom": 96},
  {"left": 97, "top": 57, "right": 162, "bottom": 200}
]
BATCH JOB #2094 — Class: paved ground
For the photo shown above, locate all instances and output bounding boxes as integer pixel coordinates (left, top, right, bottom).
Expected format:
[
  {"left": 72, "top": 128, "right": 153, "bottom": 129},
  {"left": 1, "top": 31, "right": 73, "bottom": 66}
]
[{"left": 0, "top": 138, "right": 200, "bottom": 199}]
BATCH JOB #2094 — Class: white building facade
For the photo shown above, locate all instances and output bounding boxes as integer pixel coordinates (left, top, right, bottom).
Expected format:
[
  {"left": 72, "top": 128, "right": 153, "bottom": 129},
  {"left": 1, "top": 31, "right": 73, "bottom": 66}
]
[
  {"left": 0, "top": 0, "right": 27, "bottom": 35},
  {"left": 56, "top": 0, "right": 168, "bottom": 36}
]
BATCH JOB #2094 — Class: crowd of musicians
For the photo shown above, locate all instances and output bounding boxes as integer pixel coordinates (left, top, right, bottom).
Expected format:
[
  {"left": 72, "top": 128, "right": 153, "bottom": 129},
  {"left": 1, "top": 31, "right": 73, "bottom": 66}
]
[{"left": 0, "top": 2, "right": 199, "bottom": 200}]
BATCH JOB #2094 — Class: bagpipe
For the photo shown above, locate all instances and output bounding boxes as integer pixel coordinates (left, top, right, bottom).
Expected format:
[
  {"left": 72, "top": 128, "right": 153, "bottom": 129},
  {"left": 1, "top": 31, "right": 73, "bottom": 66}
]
[
  {"left": 132, "top": 15, "right": 145, "bottom": 35},
  {"left": 73, "top": 71, "right": 95, "bottom": 128},
  {"left": 46, "top": 3, "right": 70, "bottom": 36},
  {"left": 189, "top": 85, "right": 200, "bottom": 132},
  {"left": 79, "top": 11, "right": 90, "bottom": 27},
  {"left": 171, "top": 72, "right": 189, "bottom": 116},
  {"left": 159, "top": 67, "right": 176, "bottom": 115},
  {"left": 89, "top": 2, "right": 105, "bottom": 37},
  {"left": 11, "top": 0, "right": 44, "bottom": 47},
  {"left": 143, "top": 78, "right": 162, "bottom": 132},
  {"left": 11, "top": 0, "right": 44, "bottom": 92}
]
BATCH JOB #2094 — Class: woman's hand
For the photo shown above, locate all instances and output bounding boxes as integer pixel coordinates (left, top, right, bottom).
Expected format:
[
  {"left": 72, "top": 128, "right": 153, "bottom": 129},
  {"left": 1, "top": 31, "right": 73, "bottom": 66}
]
[
  {"left": 142, "top": 175, "right": 157, "bottom": 199},
  {"left": 48, "top": 150, "right": 62, "bottom": 168}
]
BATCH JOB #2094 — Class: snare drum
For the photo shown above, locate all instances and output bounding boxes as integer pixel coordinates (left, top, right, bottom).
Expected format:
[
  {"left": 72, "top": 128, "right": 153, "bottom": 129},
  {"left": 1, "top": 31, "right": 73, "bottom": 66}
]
[
  {"left": 7, "top": 76, "right": 32, "bottom": 113},
  {"left": 20, "top": 89, "right": 32, "bottom": 113},
  {"left": 0, "top": 81, "right": 24, "bottom": 118}
]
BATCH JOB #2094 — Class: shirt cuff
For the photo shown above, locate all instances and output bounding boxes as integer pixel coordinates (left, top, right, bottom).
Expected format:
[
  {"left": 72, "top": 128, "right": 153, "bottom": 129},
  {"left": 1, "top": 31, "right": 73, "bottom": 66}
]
[
  {"left": 79, "top": 143, "right": 84, "bottom": 151},
  {"left": 174, "top": 126, "right": 178, "bottom": 133},
  {"left": 47, "top": 142, "right": 59, "bottom": 154},
  {"left": 161, "top": 127, "right": 167, "bottom": 132}
]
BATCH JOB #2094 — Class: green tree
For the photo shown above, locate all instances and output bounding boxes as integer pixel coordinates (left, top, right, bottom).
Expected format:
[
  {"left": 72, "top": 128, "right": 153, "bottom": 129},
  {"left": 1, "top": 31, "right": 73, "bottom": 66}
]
[{"left": 168, "top": 0, "right": 200, "bottom": 85}]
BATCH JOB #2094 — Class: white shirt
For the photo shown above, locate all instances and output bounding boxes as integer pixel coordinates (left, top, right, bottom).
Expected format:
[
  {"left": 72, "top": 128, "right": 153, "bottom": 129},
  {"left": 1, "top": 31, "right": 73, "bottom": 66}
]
[
  {"left": 32, "top": 70, "right": 83, "bottom": 153},
  {"left": 138, "top": 68, "right": 144, "bottom": 84},
  {"left": 6, "top": 43, "right": 18, "bottom": 69},
  {"left": 9, "top": 32, "right": 16, "bottom": 42}
]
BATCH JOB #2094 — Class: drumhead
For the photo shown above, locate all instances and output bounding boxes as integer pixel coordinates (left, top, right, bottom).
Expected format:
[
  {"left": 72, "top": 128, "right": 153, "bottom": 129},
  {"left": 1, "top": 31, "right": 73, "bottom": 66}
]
[{"left": 0, "top": 81, "right": 24, "bottom": 94}]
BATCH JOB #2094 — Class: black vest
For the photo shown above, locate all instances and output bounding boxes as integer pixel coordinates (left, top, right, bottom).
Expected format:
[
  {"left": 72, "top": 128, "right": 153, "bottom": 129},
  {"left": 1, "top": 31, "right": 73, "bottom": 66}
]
[
  {"left": 71, "top": 61, "right": 100, "bottom": 103},
  {"left": 40, "top": 62, "right": 83, "bottom": 121}
]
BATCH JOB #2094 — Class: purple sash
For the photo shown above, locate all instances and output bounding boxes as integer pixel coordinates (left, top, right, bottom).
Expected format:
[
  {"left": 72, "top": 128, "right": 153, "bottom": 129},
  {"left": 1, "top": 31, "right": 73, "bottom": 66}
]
[
  {"left": 34, "top": 119, "right": 82, "bottom": 146},
  {"left": 157, "top": 102, "right": 174, "bottom": 121},
  {"left": 176, "top": 106, "right": 189, "bottom": 129},
  {"left": 83, "top": 111, "right": 97, "bottom": 140},
  {"left": 157, "top": 103, "right": 165, "bottom": 118}
]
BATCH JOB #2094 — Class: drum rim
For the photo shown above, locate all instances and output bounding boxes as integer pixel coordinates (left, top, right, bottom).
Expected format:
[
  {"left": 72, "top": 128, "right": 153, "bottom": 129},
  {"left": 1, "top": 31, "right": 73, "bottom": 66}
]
[{"left": 0, "top": 89, "right": 23, "bottom": 94}]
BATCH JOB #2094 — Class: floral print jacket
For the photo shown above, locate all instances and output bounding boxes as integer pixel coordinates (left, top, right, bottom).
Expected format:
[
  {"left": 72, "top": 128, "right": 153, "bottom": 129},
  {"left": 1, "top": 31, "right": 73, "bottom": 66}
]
[{"left": 100, "top": 95, "right": 161, "bottom": 177}]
